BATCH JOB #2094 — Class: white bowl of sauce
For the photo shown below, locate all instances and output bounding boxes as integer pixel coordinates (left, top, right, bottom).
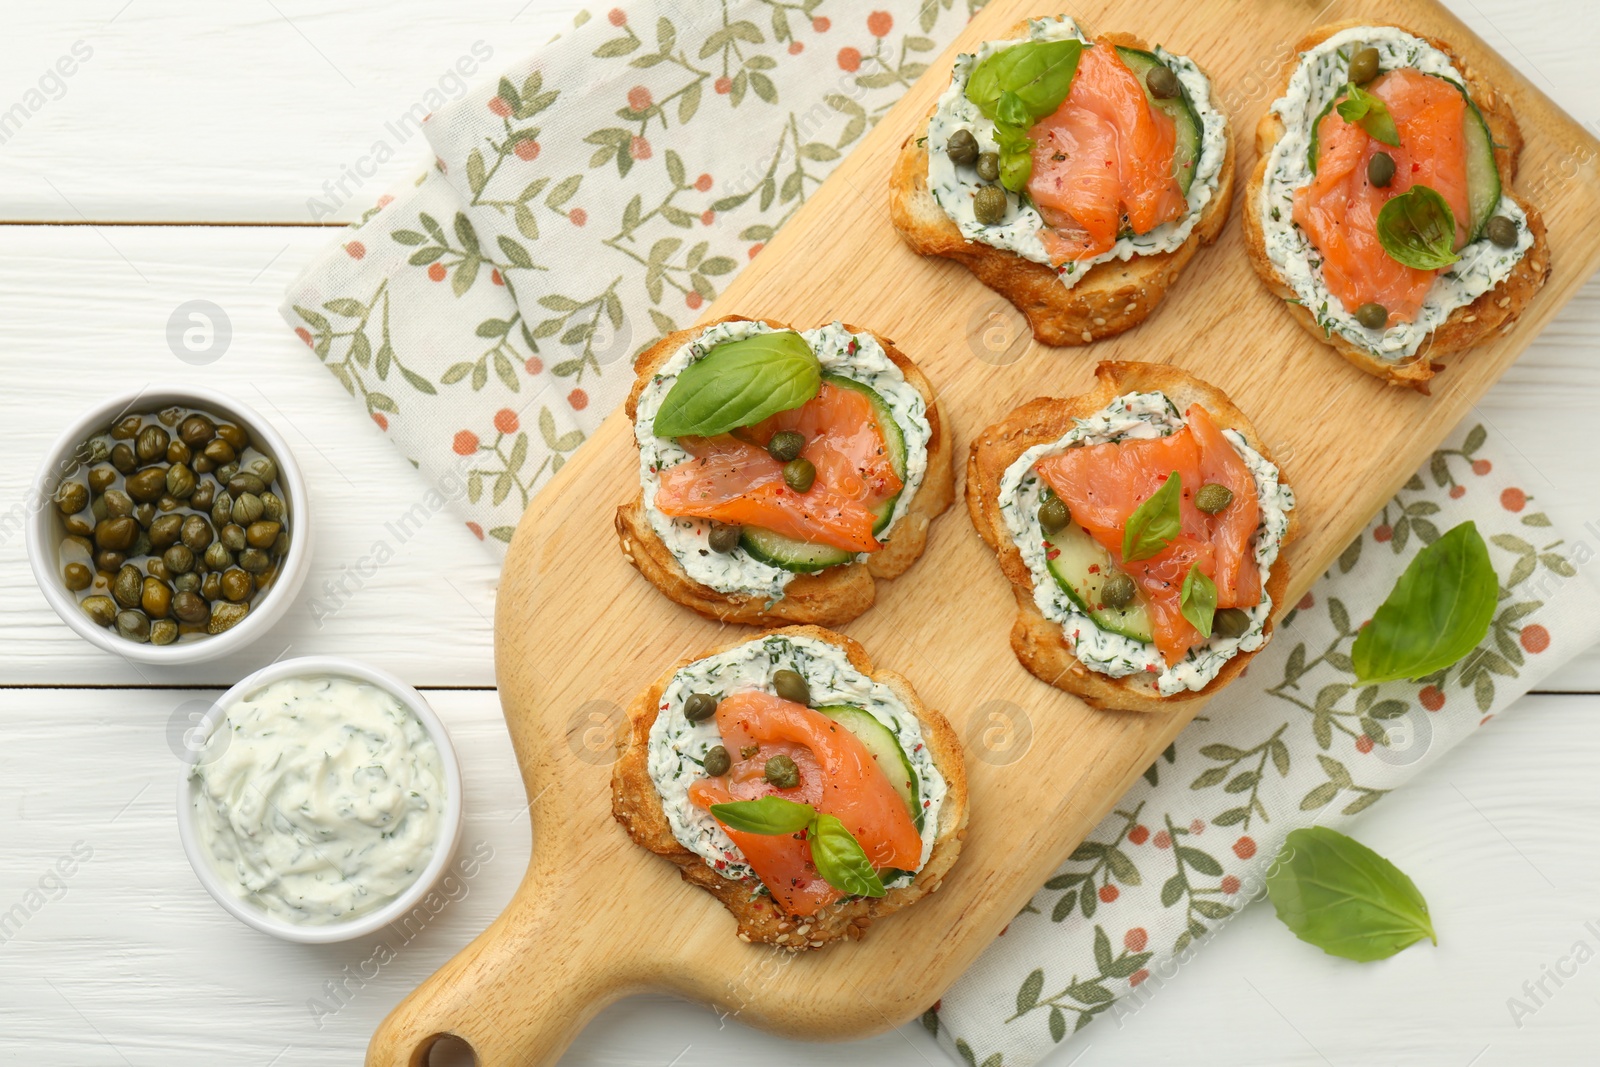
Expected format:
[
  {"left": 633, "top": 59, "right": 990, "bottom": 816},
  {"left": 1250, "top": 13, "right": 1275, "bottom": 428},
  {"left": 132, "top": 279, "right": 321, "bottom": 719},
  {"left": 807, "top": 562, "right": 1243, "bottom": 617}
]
[{"left": 176, "top": 656, "right": 463, "bottom": 943}]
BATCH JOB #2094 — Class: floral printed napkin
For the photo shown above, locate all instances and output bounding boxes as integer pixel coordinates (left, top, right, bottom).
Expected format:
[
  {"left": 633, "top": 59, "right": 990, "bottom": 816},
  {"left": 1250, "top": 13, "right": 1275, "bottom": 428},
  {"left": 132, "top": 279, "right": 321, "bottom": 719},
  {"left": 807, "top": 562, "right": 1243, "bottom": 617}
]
[{"left": 278, "top": 5, "right": 1600, "bottom": 1064}]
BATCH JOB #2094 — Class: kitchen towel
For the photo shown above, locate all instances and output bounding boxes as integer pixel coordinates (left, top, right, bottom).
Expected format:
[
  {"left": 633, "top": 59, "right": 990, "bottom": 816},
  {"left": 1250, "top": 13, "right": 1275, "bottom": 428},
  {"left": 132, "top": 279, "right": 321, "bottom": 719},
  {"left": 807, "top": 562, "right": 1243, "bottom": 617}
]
[{"left": 278, "top": 4, "right": 1600, "bottom": 1064}]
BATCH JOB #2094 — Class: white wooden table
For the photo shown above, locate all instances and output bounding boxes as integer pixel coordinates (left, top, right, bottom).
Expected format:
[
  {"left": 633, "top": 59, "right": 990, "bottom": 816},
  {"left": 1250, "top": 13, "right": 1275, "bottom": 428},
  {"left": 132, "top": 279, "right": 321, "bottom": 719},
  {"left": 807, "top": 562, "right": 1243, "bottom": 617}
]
[{"left": 2, "top": 2, "right": 1598, "bottom": 1064}]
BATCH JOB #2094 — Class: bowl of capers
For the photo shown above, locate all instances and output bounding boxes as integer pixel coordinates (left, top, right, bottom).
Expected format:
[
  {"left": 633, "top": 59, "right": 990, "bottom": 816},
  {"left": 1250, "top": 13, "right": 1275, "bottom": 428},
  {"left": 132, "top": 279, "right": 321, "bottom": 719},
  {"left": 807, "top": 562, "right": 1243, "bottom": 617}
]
[{"left": 25, "top": 387, "right": 312, "bottom": 664}]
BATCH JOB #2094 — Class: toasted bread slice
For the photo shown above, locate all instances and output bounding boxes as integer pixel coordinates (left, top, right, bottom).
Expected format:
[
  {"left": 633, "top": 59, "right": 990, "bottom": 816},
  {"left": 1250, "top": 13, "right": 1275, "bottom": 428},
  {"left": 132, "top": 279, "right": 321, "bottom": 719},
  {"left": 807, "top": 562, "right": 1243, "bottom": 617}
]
[
  {"left": 889, "top": 22, "right": 1235, "bottom": 347},
  {"left": 616, "top": 316, "right": 954, "bottom": 628},
  {"left": 967, "top": 361, "right": 1298, "bottom": 713},
  {"left": 1244, "top": 20, "right": 1551, "bottom": 392},
  {"left": 611, "top": 625, "right": 968, "bottom": 949}
]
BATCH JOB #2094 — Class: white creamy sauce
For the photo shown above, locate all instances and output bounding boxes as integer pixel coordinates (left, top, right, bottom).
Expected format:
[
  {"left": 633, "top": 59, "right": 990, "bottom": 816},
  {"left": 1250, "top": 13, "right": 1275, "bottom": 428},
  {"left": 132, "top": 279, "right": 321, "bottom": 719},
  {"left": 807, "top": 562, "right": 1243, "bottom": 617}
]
[
  {"left": 646, "top": 633, "right": 946, "bottom": 888},
  {"left": 998, "top": 392, "right": 1295, "bottom": 697},
  {"left": 925, "top": 16, "right": 1229, "bottom": 287},
  {"left": 1260, "top": 25, "right": 1534, "bottom": 361},
  {"left": 190, "top": 676, "right": 446, "bottom": 925},
  {"left": 634, "top": 320, "right": 932, "bottom": 600}
]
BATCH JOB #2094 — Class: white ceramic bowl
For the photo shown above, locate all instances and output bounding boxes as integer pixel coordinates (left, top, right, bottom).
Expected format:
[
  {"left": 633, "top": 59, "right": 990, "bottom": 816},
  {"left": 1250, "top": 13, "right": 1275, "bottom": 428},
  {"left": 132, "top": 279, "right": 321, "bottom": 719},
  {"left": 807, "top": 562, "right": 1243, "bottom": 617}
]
[
  {"left": 176, "top": 656, "right": 465, "bottom": 944},
  {"left": 25, "top": 386, "right": 312, "bottom": 665}
]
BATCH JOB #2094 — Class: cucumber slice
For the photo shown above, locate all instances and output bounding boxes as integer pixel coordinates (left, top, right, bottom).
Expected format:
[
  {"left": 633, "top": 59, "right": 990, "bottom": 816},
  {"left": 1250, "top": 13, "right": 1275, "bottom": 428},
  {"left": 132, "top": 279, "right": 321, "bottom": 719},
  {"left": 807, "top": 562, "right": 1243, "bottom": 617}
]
[
  {"left": 1116, "top": 46, "right": 1204, "bottom": 195},
  {"left": 739, "top": 527, "right": 854, "bottom": 572},
  {"left": 1044, "top": 521, "right": 1154, "bottom": 643},
  {"left": 1457, "top": 89, "right": 1501, "bottom": 243},
  {"left": 817, "top": 704, "right": 923, "bottom": 832},
  {"left": 823, "top": 373, "right": 907, "bottom": 535}
]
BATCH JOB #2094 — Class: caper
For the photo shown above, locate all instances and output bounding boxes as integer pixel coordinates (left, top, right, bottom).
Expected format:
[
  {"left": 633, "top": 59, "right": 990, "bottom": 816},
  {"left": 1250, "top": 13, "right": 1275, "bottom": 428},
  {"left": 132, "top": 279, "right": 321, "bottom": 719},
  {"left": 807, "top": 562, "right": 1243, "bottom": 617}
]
[
  {"left": 232, "top": 492, "right": 264, "bottom": 526},
  {"left": 179, "top": 415, "right": 215, "bottom": 448},
  {"left": 111, "top": 415, "right": 143, "bottom": 440},
  {"left": 146, "top": 515, "right": 182, "bottom": 550},
  {"left": 200, "top": 572, "right": 222, "bottom": 600},
  {"left": 973, "top": 184, "right": 1007, "bottom": 225},
  {"left": 708, "top": 524, "right": 741, "bottom": 553},
  {"left": 172, "top": 591, "right": 209, "bottom": 624},
  {"left": 141, "top": 577, "right": 172, "bottom": 619},
  {"left": 1101, "top": 571, "right": 1138, "bottom": 611},
  {"left": 273, "top": 532, "right": 290, "bottom": 557},
  {"left": 135, "top": 425, "right": 170, "bottom": 463},
  {"left": 766, "top": 430, "right": 805, "bottom": 464},
  {"left": 207, "top": 601, "right": 249, "bottom": 634},
  {"left": 133, "top": 503, "right": 156, "bottom": 528},
  {"left": 81, "top": 595, "right": 117, "bottom": 627},
  {"left": 1214, "top": 607, "right": 1252, "bottom": 639},
  {"left": 95, "top": 517, "right": 139, "bottom": 552},
  {"left": 243, "top": 521, "right": 280, "bottom": 550},
  {"left": 1348, "top": 46, "right": 1380, "bottom": 86},
  {"left": 215, "top": 462, "right": 240, "bottom": 486},
  {"left": 227, "top": 472, "right": 265, "bottom": 498},
  {"left": 1355, "top": 302, "right": 1389, "bottom": 330},
  {"left": 87, "top": 465, "right": 117, "bottom": 494},
  {"left": 782, "top": 458, "right": 815, "bottom": 493},
  {"left": 181, "top": 515, "right": 215, "bottom": 552},
  {"left": 237, "top": 548, "right": 270, "bottom": 575},
  {"left": 1367, "top": 151, "right": 1395, "bottom": 188},
  {"left": 216, "top": 423, "right": 249, "bottom": 451},
  {"left": 192, "top": 454, "right": 215, "bottom": 475},
  {"left": 210, "top": 491, "right": 232, "bottom": 527},
  {"left": 1486, "top": 215, "right": 1518, "bottom": 248},
  {"left": 129, "top": 531, "right": 151, "bottom": 559},
  {"left": 247, "top": 457, "right": 277, "bottom": 486},
  {"left": 62, "top": 562, "right": 92, "bottom": 591},
  {"left": 173, "top": 572, "right": 200, "bottom": 594},
  {"left": 90, "top": 496, "right": 108, "bottom": 522},
  {"left": 260, "top": 491, "right": 284, "bottom": 522},
  {"left": 1194, "top": 483, "right": 1235, "bottom": 514},
  {"left": 1038, "top": 496, "right": 1069, "bottom": 533},
  {"left": 763, "top": 754, "right": 800, "bottom": 789},
  {"left": 65, "top": 516, "right": 94, "bottom": 538},
  {"left": 163, "top": 544, "right": 196, "bottom": 575},
  {"left": 773, "top": 669, "right": 810, "bottom": 706},
  {"left": 145, "top": 558, "right": 169, "bottom": 581},
  {"left": 125, "top": 466, "right": 168, "bottom": 503},
  {"left": 166, "top": 463, "right": 197, "bottom": 500},
  {"left": 190, "top": 480, "right": 216, "bottom": 511},
  {"left": 110, "top": 443, "right": 137, "bottom": 474},
  {"left": 220, "top": 569, "right": 252, "bottom": 602},
  {"left": 157, "top": 406, "right": 183, "bottom": 427},
  {"left": 1145, "top": 64, "right": 1180, "bottom": 100},
  {"left": 219, "top": 523, "right": 246, "bottom": 552},
  {"left": 203, "top": 438, "right": 236, "bottom": 466},
  {"left": 115, "top": 609, "right": 151, "bottom": 642},
  {"left": 683, "top": 693, "right": 718, "bottom": 722},
  {"left": 702, "top": 745, "right": 732, "bottom": 777},
  {"left": 102, "top": 489, "right": 134, "bottom": 518},
  {"left": 975, "top": 151, "right": 1000, "bottom": 182},
  {"left": 946, "top": 127, "right": 979, "bottom": 166},
  {"left": 113, "top": 564, "right": 144, "bottom": 608},
  {"left": 149, "top": 619, "right": 179, "bottom": 646},
  {"left": 204, "top": 542, "right": 234, "bottom": 571},
  {"left": 55, "top": 482, "right": 89, "bottom": 515},
  {"left": 95, "top": 550, "right": 126, "bottom": 572},
  {"left": 166, "top": 438, "right": 191, "bottom": 465}
]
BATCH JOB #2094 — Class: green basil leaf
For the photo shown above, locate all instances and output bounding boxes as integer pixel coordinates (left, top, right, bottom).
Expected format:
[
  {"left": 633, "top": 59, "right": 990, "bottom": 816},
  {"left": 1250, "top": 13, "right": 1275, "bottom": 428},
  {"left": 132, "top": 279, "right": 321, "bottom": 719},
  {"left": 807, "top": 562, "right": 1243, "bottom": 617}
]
[
  {"left": 992, "top": 120, "right": 1036, "bottom": 192},
  {"left": 1179, "top": 564, "right": 1217, "bottom": 638},
  {"left": 808, "top": 812, "right": 886, "bottom": 898},
  {"left": 1351, "top": 520, "right": 1496, "bottom": 684},
  {"left": 652, "top": 330, "right": 821, "bottom": 438},
  {"left": 709, "top": 795, "right": 816, "bottom": 835},
  {"left": 1375, "top": 185, "right": 1463, "bottom": 271},
  {"left": 965, "top": 39, "right": 1083, "bottom": 119},
  {"left": 1335, "top": 83, "right": 1400, "bottom": 147},
  {"left": 1121, "top": 471, "right": 1182, "bottom": 562},
  {"left": 1266, "top": 827, "right": 1436, "bottom": 962}
]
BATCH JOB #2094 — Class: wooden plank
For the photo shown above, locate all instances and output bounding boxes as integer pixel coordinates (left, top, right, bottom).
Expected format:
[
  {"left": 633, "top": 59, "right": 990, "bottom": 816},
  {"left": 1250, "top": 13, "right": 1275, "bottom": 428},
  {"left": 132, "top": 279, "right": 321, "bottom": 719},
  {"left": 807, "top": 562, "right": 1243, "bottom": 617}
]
[{"left": 370, "top": 0, "right": 1600, "bottom": 1062}]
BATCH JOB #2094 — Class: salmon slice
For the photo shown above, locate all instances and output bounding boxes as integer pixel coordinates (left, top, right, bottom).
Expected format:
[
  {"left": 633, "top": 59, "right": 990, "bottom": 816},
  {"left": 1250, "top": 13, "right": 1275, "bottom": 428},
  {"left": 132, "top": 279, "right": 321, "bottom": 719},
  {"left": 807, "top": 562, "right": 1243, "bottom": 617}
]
[
  {"left": 654, "top": 381, "right": 901, "bottom": 554},
  {"left": 1291, "top": 69, "right": 1469, "bottom": 324},
  {"left": 687, "top": 691, "right": 922, "bottom": 917},
  {"left": 1034, "top": 405, "right": 1261, "bottom": 665},
  {"left": 1028, "top": 42, "right": 1189, "bottom": 265}
]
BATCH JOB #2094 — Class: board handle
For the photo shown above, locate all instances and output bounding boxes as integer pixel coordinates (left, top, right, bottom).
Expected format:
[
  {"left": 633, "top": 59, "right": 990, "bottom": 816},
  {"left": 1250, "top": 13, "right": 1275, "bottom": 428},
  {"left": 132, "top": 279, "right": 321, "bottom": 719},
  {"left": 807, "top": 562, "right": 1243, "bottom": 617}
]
[{"left": 365, "top": 874, "right": 638, "bottom": 1067}]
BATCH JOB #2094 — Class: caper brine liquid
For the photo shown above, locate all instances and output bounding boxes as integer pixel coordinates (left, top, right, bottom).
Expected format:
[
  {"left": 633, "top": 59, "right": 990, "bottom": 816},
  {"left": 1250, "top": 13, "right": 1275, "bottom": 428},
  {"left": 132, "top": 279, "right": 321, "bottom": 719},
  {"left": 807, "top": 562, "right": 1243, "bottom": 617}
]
[{"left": 54, "top": 405, "right": 291, "bottom": 645}]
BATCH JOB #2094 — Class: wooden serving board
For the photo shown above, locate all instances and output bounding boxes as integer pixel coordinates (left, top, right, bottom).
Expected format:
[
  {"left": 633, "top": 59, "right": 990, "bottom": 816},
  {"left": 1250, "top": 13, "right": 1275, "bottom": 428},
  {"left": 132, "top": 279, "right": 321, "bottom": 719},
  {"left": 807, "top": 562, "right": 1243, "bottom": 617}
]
[{"left": 368, "top": 1, "right": 1600, "bottom": 1062}]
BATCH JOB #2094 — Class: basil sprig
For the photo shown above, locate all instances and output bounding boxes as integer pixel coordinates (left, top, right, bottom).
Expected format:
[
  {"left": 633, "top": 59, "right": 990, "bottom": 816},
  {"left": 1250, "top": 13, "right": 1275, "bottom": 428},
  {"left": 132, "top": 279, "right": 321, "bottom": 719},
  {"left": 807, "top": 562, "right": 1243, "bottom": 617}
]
[
  {"left": 1351, "top": 520, "right": 1496, "bottom": 684},
  {"left": 1179, "top": 563, "right": 1217, "bottom": 638},
  {"left": 653, "top": 330, "right": 821, "bottom": 439},
  {"left": 1121, "top": 471, "right": 1182, "bottom": 562},
  {"left": 709, "top": 796, "right": 886, "bottom": 898},
  {"left": 1376, "top": 185, "right": 1462, "bottom": 271},
  {"left": 1266, "top": 827, "right": 1436, "bottom": 962},
  {"left": 964, "top": 39, "right": 1084, "bottom": 192},
  {"left": 1335, "top": 83, "right": 1400, "bottom": 147}
]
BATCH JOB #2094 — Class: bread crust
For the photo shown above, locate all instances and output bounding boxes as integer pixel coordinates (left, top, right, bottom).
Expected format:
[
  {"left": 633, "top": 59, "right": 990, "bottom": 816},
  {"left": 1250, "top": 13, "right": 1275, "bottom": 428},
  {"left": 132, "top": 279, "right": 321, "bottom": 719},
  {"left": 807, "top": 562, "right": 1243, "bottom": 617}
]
[
  {"left": 1243, "top": 19, "right": 1551, "bottom": 392},
  {"left": 966, "top": 362, "right": 1299, "bottom": 714},
  {"left": 616, "top": 316, "right": 954, "bottom": 628},
  {"left": 888, "top": 21, "right": 1236, "bottom": 347},
  {"left": 610, "top": 624, "right": 969, "bottom": 949}
]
